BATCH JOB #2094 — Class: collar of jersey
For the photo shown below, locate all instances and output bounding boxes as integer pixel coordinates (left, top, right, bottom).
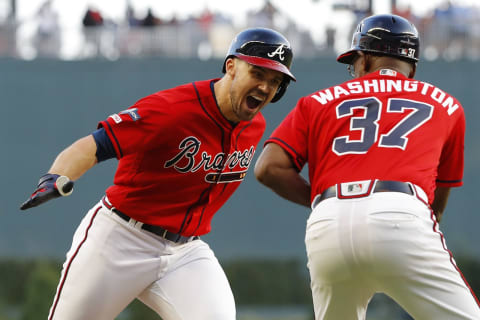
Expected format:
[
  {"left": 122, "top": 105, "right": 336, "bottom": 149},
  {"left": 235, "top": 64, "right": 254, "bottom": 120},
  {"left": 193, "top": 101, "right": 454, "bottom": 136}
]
[
  {"left": 193, "top": 79, "right": 242, "bottom": 130},
  {"left": 369, "top": 69, "right": 407, "bottom": 79}
]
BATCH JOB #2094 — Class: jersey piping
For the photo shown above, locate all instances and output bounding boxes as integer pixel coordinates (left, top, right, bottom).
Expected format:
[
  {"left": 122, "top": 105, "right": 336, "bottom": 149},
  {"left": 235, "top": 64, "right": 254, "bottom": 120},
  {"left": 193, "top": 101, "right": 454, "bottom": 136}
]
[
  {"left": 103, "top": 121, "right": 123, "bottom": 158},
  {"left": 177, "top": 81, "right": 227, "bottom": 235}
]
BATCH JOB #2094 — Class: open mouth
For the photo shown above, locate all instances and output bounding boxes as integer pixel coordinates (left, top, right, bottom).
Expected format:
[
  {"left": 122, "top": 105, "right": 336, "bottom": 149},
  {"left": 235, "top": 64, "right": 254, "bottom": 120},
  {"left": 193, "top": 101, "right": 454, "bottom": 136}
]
[{"left": 246, "top": 95, "right": 263, "bottom": 109}]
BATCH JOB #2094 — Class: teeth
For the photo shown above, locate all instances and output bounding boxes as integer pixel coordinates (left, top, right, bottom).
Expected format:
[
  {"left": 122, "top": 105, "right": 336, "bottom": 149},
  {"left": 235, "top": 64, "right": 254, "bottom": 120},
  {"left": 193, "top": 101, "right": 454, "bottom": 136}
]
[{"left": 251, "top": 95, "right": 264, "bottom": 102}]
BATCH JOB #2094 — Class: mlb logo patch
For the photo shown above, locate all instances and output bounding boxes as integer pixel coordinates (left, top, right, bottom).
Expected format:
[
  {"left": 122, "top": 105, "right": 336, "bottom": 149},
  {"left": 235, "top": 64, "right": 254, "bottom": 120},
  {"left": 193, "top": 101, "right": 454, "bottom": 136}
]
[
  {"left": 339, "top": 180, "right": 372, "bottom": 198},
  {"left": 380, "top": 69, "right": 397, "bottom": 76},
  {"left": 347, "top": 183, "right": 363, "bottom": 193}
]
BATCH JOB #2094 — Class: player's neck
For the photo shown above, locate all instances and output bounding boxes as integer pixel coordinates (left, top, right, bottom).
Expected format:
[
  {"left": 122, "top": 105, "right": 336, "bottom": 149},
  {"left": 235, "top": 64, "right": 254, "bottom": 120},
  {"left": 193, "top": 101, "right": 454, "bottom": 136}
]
[
  {"left": 213, "top": 78, "right": 239, "bottom": 123},
  {"left": 369, "top": 58, "right": 415, "bottom": 78}
]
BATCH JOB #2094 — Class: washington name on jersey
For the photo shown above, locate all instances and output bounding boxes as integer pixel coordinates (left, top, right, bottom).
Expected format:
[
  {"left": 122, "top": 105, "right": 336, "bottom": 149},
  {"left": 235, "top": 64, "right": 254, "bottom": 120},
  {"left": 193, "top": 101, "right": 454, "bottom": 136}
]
[{"left": 311, "top": 78, "right": 459, "bottom": 116}]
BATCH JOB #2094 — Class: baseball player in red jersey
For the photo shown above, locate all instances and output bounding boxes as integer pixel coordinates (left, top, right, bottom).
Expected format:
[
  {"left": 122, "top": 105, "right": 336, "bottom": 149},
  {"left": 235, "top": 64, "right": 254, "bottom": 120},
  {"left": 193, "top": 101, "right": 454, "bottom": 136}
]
[
  {"left": 255, "top": 14, "right": 480, "bottom": 319},
  {"left": 19, "top": 27, "right": 296, "bottom": 320}
]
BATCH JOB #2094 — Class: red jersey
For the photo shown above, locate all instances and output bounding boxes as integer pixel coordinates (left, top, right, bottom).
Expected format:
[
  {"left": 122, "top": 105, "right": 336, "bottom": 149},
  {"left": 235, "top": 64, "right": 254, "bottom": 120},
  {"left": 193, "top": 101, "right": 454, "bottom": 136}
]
[
  {"left": 266, "top": 69, "right": 465, "bottom": 204},
  {"left": 99, "top": 79, "right": 266, "bottom": 236}
]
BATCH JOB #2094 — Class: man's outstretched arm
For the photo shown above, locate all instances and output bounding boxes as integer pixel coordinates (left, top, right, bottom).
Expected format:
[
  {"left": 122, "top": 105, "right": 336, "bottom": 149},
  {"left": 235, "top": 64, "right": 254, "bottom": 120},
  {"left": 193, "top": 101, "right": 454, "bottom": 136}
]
[
  {"left": 254, "top": 143, "right": 311, "bottom": 208},
  {"left": 20, "top": 135, "right": 98, "bottom": 210}
]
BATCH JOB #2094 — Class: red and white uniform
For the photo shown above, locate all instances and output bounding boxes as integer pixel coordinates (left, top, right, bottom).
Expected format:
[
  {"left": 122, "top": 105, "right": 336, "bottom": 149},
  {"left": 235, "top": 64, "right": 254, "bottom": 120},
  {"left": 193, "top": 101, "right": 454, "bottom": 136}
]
[
  {"left": 266, "top": 69, "right": 480, "bottom": 319},
  {"left": 99, "top": 79, "right": 264, "bottom": 235},
  {"left": 267, "top": 69, "right": 464, "bottom": 204},
  {"left": 49, "top": 79, "right": 264, "bottom": 320}
]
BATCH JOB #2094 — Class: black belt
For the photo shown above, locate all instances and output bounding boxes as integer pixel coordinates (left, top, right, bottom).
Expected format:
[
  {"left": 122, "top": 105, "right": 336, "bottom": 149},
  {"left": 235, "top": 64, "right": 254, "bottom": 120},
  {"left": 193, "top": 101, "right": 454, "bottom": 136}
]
[
  {"left": 313, "top": 180, "right": 414, "bottom": 208},
  {"left": 102, "top": 198, "right": 199, "bottom": 244}
]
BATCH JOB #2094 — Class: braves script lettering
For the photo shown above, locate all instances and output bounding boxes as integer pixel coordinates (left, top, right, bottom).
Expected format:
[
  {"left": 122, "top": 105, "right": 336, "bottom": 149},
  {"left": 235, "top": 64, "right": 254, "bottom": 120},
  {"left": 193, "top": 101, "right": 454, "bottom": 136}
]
[{"left": 164, "top": 136, "right": 255, "bottom": 173}]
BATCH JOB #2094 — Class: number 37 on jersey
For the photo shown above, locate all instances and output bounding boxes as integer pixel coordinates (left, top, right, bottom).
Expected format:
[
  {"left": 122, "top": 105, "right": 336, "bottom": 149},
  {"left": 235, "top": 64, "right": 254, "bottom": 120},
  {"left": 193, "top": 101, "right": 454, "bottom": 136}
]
[{"left": 332, "top": 97, "right": 433, "bottom": 155}]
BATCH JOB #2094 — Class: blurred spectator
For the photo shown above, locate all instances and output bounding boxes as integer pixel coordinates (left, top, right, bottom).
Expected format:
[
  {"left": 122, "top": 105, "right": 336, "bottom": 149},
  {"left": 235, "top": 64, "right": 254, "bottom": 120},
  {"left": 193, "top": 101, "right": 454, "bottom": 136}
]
[
  {"left": 2, "top": 2, "right": 18, "bottom": 57},
  {"left": 167, "top": 14, "right": 179, "bottom": 26},
  {"left": 393, "top": 4, "right": 414, "bottom": 21},
  {"left": 2, "top": 1, "right": 480, "bottom": 61},
  {"left": 425, "top": 0, "right": 469, "bottom": 60},
  {"left": 141, "top": 8, "right": 162, "bottom": 27},
  {"left": 34, "top": 0, "right": 60, "bottom": 58},
  {"left": 125, "top": 4, "right": 140, "bottom": 27},
  {"left": 247, "top": 0, "right": 278, "bottom": 29},
  {"left": 326, "top": 26, "right": 335, "bottom": 51},
  {"left": 83, "top": 6, "right": 104, "bottom": 27},
  {"left": 202, "top": 10, "right": 235, "bottom": 59},
  {"left": 137, "top": 8, "right": 163, "bottom": 56},
  {"left": 0, "top": 16, "right": 16, "bottom": 57},
  {"left": 198, "top": 8, "right": 213, "bottom": 31},
  {"left": 82, "top": 6, "right": 104, "bottom": 57}
]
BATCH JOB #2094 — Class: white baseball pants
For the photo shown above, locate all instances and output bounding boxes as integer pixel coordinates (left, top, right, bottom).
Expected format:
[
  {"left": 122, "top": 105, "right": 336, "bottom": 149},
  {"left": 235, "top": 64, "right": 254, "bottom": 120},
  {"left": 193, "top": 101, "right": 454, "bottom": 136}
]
[
  {"left": 306, "top": 188, "right": 480, "bottom": 319},
  {"left": 48, "top": 200, "right": 236, "bottom": 320}
]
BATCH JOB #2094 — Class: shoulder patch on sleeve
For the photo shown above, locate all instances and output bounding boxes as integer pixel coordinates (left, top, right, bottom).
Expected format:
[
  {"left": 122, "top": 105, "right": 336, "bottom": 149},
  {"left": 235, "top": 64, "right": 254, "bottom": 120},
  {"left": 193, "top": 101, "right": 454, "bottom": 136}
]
[
  {"left": 120, "top": 108, "right": 141, "bottom": 121},
  {"left": 109, "top": 114, "right": 122, "bottom": 123}
]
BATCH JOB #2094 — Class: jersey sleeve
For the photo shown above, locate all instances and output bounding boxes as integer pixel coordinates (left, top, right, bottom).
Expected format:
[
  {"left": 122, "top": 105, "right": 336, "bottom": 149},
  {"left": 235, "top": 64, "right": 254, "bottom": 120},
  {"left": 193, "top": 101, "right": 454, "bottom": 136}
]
[
  {"left": 265, "top": 97, "right": 309, "bottom": 171},
  {"left": 436, "top": 110, "right": 465, "bottom": 187},
  {"left": 97, "top": 94, "right": 168, "bottom": 159}
]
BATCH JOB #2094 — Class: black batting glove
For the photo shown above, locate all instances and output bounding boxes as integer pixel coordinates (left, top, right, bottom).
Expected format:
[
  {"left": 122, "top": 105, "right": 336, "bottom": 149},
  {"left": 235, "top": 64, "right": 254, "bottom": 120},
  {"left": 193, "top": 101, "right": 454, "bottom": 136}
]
[{"left": 20, "top": 173, "right": 74, "bottom": 210}]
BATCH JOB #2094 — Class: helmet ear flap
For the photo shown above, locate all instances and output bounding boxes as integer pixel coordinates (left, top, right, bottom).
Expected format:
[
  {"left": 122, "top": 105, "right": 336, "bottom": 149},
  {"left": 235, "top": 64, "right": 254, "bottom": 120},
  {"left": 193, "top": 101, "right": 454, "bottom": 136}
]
[{"left": 271, "top": 79, "right": 290, "bottom": 103}]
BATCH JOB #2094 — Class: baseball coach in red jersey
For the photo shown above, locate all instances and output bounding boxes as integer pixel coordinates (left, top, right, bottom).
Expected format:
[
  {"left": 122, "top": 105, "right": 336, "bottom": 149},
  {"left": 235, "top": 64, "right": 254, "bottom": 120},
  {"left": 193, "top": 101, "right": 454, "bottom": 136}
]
[
  {"left": 20, "top": 27, "right": 295, "bottom": 320},
  {"left": 255, "top": 14, "right": 480, "bottom": 319}
]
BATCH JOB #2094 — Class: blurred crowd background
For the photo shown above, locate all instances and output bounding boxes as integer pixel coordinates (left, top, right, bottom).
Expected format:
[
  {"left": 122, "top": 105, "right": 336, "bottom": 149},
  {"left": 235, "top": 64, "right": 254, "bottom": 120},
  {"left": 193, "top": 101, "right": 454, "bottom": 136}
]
[{"left": 0, "top": 0, "right": 479, "bottom": 61}]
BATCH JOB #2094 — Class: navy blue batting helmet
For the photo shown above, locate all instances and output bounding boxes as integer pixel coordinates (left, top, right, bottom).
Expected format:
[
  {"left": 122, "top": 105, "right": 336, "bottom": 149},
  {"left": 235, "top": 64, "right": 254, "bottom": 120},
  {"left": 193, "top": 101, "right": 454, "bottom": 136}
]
[
  {"left": 337, "top": 14, "right": 420, "bottom": 65},
  {"left": 222, "top": 27, "right": 295, "bottom": 102}
]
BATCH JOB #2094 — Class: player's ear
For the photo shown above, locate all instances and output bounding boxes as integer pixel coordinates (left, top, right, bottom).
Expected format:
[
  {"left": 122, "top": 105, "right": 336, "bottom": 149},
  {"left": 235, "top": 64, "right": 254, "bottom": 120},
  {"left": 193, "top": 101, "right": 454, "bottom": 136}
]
[
  {"left": 224, "top": 57, "right": 236, "bottom": 76},
  {"left": 358, "top": 52, "right": 370, "bottom": 76},
  {"left": 408, "top": 63, "right": 417, "bottom": 78}
]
